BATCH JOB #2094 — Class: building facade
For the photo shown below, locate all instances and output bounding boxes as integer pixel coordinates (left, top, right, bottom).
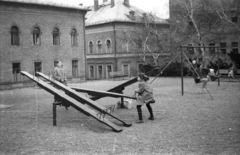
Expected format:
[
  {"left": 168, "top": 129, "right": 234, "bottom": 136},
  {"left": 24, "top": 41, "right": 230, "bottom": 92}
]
[
  {"left": 0, "top": 0, "right": 89, "bottom": 89},
  {"left": 85, "top": 0, "right": 170, "bottom": 80}
]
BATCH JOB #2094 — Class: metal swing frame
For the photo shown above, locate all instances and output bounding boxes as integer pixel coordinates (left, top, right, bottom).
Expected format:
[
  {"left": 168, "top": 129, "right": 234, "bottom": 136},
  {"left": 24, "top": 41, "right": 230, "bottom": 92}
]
[{"left": 150, "top": 45, "right": 220, "bottom": 99}]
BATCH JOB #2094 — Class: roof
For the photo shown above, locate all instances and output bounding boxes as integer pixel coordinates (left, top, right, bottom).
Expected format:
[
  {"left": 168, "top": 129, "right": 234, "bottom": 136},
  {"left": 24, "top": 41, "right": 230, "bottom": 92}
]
[
  {"left": 86, "top": 0, "right": 168, "bottom": 26},
  {"left": 1, "top": 0, "right": 90, "bottom": 11}
]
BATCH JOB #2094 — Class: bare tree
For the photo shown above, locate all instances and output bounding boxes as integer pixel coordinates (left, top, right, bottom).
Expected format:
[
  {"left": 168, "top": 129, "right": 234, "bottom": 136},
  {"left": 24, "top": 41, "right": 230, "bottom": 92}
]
[
  {"left": 170, "top": 0, "right": 226, "bottom": 66},
  {"left": 122, "top": 13, "right": 169, "bottom": 66},
  {"left": 215, "top": 0, "right": 240, "bottom": 31}
]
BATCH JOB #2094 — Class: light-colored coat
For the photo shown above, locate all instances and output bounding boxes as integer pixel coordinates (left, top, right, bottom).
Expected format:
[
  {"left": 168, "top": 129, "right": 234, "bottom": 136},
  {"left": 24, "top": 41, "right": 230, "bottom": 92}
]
[
  {"left": 135, "top": 81, "right": 154, "bottom": 105},
  {"left": 53, "top": 66, "right": 65, "bottom": 82}
]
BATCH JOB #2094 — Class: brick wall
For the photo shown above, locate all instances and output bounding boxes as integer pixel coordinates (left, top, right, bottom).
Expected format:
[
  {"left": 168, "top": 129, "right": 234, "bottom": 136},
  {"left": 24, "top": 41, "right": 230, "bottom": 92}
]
[{"left": 0, "top": 1, "right": 87, "bottom": 89}]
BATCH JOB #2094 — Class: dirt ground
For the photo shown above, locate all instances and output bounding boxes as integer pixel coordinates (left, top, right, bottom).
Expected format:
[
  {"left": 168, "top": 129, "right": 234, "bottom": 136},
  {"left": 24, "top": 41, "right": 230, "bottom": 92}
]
[{"left": 0, "top": 77, "right": 240, "bottom": 155}]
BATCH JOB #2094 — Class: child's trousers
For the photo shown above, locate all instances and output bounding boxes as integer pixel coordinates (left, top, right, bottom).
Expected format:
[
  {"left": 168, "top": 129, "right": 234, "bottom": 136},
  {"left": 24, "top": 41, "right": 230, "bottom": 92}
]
[{"left": 136, "top": 103, "right": 154, "bottom": 120}]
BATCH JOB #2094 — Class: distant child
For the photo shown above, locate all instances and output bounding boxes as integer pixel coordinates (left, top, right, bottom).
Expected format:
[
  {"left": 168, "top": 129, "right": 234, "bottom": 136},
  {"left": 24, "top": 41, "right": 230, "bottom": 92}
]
[
  {"left": 134, "top": 73, "right": 155, "bottom": 123},
  {"left": 228, "top": 66, "right": 235, "bottom": 82}
]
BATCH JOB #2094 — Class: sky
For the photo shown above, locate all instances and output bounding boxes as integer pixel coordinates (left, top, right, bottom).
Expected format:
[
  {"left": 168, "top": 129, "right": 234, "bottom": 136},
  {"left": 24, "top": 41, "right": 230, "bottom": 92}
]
[{"left": 48, "top": 0, "right": 169, "bottom": 19}]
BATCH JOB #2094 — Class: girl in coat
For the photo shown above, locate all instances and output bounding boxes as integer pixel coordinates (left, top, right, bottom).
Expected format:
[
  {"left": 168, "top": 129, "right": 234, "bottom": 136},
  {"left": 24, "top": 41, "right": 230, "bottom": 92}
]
[{"left": 135, "top": 73, "right": 155, "bottom": 123}]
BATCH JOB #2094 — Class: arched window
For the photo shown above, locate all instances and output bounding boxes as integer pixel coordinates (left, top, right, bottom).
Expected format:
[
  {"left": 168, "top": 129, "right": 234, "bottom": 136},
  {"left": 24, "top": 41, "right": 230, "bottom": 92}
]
[
  {"left": 106, "top": 39, "right": 111, "bottom": 53},
  {"left": 11, "top": 26, "right": 20, "bottom": 45},
  {"left": 97, "top": 40, "right": 102, "bottom": 53},
  {"left": 53, "top": 28, "right": 60, "bottom": 45},
  {"left": 71, "top": 29, "right": 77, "bottom": 46},
  {"left": 33, "top": 27, "right": 41, "bottom": 45},
  {"left": 89, "top": 41, "right": 93, "bottom": 54}
]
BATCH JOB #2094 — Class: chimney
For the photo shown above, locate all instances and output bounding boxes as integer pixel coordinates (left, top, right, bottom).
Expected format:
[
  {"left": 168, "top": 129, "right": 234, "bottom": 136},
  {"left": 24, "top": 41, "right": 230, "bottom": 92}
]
[
  {"left": 124, "top": 0, "right": 129, "bottom": 7},
  {"left": 111, "top": 0, "right": 115, "bottom": 7},
  {"left": 94, "top": 0, "right": 98, "bottom": 11}
]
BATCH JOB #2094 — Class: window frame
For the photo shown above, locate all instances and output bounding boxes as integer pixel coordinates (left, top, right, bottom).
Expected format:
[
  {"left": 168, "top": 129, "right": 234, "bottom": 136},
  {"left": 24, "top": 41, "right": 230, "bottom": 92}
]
[
  {"left": 12, "top": 62, "right": 21, "bottom": 82},
  {"left": 34, "top": 61, "right": 42, "bottom": 76},
  {"left": 89, "top": 41, "right": 94, "bottom": 54},
  {"left": 89, "top": 65, "right": 95, "bottom": 79},
  {"left": 209, "top": 43, "right": 215, "bottom": 54},
  {"left": 220, "top": 42, "right": 227, "bottom": 54},
  {"left": 97, "top": 40, "right": 102, "bottom": 54},
  {"left": 53, "top": 28, "right": 60, "bottom": 45},
  {"left": 11, "top": 26, "right": 20, "bottom": 45},
  {"left": 33, "top": 27, "right": 41, "bottom": 45},
  {"left": 231, "top": 42, "right": 238, "bottom": 54},
  {"left": 97, "top": 65, "right": 103, "bottom": 79},
  {"left": 72, "top": 60, "right": 79, "bottom": 78},
  {"left": 106, "top": 39, "right": 112, "bottom": 53},
  {"left": 71, "top": 29, "right": 78, "bottom": 46}
]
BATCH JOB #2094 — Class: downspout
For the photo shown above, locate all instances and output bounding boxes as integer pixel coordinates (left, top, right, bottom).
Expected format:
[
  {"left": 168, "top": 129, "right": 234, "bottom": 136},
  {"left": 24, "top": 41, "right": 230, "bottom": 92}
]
[
  {"left": 83, "top": 13, "right": 87, "bottom": 81},
  {"left": 112, "top": 22, "right": 117, "bottom": 71}
]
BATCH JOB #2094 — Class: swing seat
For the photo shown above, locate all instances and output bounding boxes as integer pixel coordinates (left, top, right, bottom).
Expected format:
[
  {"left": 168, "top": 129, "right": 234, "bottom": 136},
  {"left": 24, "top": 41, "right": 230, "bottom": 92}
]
[
  {"left": 209, "top": 76, "right": 218, "bottom": 81},
  {"left": 194, "top": 77, "right": 202, "bottom": 84}
]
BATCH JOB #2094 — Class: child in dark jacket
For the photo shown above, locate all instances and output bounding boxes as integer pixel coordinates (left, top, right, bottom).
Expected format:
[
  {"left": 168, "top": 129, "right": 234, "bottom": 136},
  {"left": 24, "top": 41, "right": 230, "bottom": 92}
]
[{"left": 135, "top": 73, "right": 155, "bottom": 123}]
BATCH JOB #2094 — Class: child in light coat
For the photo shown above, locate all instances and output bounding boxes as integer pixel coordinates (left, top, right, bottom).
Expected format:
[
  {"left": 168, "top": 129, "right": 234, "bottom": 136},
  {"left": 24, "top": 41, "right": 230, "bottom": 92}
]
[{"left": 135, "top": 73, "right": 155, "bottom": 123}]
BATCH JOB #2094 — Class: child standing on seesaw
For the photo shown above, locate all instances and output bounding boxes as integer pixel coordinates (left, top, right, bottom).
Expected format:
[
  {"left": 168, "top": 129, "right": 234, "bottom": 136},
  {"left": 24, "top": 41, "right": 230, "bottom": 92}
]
[{"left": 134, "top": 73, "right": 155, "bottom": 123}]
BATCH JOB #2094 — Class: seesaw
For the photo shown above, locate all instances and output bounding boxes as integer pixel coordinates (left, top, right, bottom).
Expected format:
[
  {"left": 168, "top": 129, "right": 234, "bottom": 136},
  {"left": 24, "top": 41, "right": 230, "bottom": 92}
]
[
  {"left": 89, "top": 77, "right": 138, "bottom": 101},
  {"left": 36, "top": 72, "right": 133, "bottom": 127},
  {"left": 21, "top": 71, "right": 124, "bottom": 132}
]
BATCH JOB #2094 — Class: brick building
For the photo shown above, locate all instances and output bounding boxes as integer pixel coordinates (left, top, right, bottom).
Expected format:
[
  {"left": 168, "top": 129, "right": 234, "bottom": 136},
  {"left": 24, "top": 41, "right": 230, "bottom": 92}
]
[
  {"left": 0, "top": 0, "right": 89, "bottom": 89},
  {"left": 85, "top": 0, "right": 170, "bottom": 80}
]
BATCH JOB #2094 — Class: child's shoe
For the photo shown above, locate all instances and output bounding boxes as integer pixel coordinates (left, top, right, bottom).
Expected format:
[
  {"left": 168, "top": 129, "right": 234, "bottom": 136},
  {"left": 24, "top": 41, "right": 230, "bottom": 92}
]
[{"left": 149, "top": 117, "right": 154, "bottom": 120}]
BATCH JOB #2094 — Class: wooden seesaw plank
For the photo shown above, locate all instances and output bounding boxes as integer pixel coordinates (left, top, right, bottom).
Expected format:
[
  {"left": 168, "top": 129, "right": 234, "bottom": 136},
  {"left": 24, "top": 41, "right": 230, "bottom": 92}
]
[
  {"left": 71, "top": 87, "right": 136, "bottom": 99},
  {"left": 36, "top": 72, "right": 132, "bottom": 127},
  {"left": 21, "top": 71, "right": 122, "bottom": 132},
  {"left": 90, "top": 77, "right": 138, "bottom": 101}
]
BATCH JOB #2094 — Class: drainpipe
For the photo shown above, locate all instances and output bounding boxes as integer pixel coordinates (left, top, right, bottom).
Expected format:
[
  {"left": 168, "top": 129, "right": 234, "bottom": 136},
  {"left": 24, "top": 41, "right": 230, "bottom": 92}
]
[
  {"left": 112, "top": 22, "right": 117, "bottom": 71},
  {"left": 83, "top": 13, "right": 87, "bottom": 81}
]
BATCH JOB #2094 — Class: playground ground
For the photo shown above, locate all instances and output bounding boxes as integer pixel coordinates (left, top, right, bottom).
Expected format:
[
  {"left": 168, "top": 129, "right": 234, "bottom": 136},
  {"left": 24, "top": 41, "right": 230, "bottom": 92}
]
[{"left": 0, "top": 77, "right": 240, "bottom": 155}]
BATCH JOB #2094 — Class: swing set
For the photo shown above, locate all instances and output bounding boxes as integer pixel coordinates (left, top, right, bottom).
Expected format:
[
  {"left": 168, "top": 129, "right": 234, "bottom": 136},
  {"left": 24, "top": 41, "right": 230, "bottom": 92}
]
[{"left": 148, "top": 45, "right": 226, "bottom": 100}]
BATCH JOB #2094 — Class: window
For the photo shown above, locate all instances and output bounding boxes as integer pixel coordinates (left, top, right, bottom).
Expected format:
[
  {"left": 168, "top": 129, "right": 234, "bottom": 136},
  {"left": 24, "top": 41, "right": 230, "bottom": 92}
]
[
  {"left": 106, "top": 65, "right": 112, "bottom": 79},
  {"left": 33, "top": 27, "right": 41, "bottom": 45},
  {"left": 72, "top": 60, "right": 79, "bottom": 77},
  {"left": 54, "top": 60, "right": 59, "bottom": 67},
  {"left": 11, "top": 26, "right": 20, "bottom": 45},
  {"left": 187, "top": 44, "right": 194, "bottom": 54},
  {"left": 12, "top": 63, "right": 21, "bottom": 82},
  {"left": 97, "top": 65, "right": 103, "bottom": 79},
  {"left": 122, "top": 64, "right": 130, "bottom": 76},
  {"left": 209, "top": 43, "right": 215, "bottom": 54},
  {"left": 231, "top": 11, "right": 238, "bottom": 23},
  {"left": 34, "top": 62, "right": 42, "bottom": 76},
  {"left": 89, "top": 41, "right": 93, "bottom": 54},
  {"left": 220, "top": 43, "right": 227, "bottom": 54},
  {"left": 97, "top": 40, "right": 102, "bottom": 53},
  {"left": 106, "top": 39, "right": 111, "bottom": 53},
  {"left": 232, "top": 42, "right": 238, "bottom": 54},
  {"left": 53, "top": 28, "right": 60, "bottom": 45},
  {"left": 232, "top": 16, "right": 238, "bottom": 23},
  {"left": 71, "top": 29, "right": 77, "bottom": 46},
  {"left": 187, "top": 16, "right": 193, "bottom": 26},
  {"left": 89, "top": 65, "right": 95, "bottom": 79},
  {"left": 138, "top": 63, "right": 144, "bottom": 73}
]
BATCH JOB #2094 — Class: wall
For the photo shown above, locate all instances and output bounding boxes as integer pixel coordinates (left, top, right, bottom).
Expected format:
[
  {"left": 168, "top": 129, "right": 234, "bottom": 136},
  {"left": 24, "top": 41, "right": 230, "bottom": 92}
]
[{"left": 0, "top": 1, "right": 87, "bottom": 89}]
